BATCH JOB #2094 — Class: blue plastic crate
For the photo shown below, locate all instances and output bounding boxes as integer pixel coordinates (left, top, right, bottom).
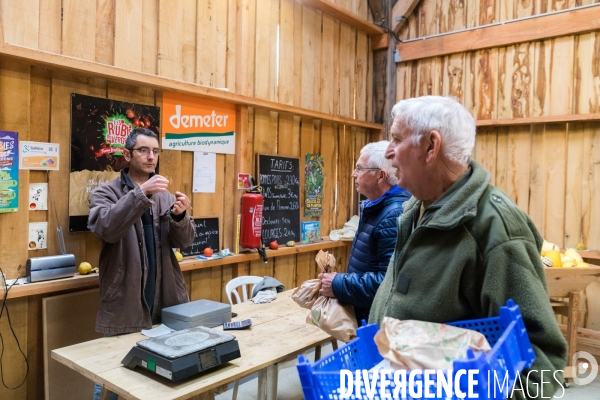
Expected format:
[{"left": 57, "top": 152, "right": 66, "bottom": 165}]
[{"left": 297, "top": 300, "right": 536, "bottom": 399}]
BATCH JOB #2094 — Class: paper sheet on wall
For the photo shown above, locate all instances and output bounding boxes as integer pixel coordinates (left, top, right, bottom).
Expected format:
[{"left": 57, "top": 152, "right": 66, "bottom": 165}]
[
  {"left": 193, "top": 152, "right": 216, "bottom": 193},
  {"left": 29, "top": 182, "right": 48, "bottom": 210},
  {"left": 28, "top": 221, "right": 48, "bottom": 250}
]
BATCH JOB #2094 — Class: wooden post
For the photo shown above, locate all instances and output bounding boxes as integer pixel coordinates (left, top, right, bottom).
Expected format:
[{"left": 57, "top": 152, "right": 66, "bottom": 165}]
[{"left": 371, "top": 0, "right": 396, "bottom": 141}]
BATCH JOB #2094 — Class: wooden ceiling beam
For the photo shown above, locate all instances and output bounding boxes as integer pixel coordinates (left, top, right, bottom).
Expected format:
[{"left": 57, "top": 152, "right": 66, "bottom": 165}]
[
  {"left": 476, "top": 112, "right": 600, "bottom": 127},
  {"left": 391, "top": 0, "right": 421, "bottom": 34},
  {"left": 367, "top": 0, "right": 386, "bottom": 25},
  {"left": 396, "top": 4, "right": 600, "bottom": 62}
]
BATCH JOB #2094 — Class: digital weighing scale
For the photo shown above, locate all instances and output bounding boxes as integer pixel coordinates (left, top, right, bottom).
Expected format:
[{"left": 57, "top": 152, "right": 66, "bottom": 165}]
[{"left": 121, "top": 326, "right": 241, "bottom": 382}]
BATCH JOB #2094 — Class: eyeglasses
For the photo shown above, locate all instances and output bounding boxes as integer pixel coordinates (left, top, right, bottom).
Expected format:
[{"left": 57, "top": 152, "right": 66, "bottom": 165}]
[
  {"left": 132, "top": 147, "right": 161, "bottom": 156},
  {"left": 354, "top": 166, "right": 380, "bottom": 173}
]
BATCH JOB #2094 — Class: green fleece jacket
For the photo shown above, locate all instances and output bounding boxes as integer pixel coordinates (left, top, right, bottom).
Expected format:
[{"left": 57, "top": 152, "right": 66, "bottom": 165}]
[{"left": 369, "top": 161, "right": 567, "bottom": 399}]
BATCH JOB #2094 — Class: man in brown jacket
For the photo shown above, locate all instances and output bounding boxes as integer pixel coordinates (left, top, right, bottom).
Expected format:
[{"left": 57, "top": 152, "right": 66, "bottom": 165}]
[{"left": 89, "top": 127, "right": 195, "bottom": 335}]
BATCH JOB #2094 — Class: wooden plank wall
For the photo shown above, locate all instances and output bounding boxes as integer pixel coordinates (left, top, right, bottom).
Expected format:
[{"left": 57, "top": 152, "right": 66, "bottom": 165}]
[
  {"left": 396, "top": 0, "right": 600, "bottom": 331},
  {"left": 0, "top": 1, "right": 372, "bottom": 398}
]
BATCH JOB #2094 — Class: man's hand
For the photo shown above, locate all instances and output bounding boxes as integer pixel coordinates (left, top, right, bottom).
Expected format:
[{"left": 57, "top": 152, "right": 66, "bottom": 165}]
[
  {"left": 318, "top": 272, "right": 337, "bottom": 298},
  {"left": 139, "top": 175, "right": 169, "bottom": 195},
  {"left": 172, "top": 191, "right": 191, "bottom": 215}
]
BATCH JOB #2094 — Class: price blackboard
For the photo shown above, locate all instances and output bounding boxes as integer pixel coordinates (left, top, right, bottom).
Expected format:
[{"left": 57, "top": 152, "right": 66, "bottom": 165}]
[
  {"left": 258, "top": 154, "right": 301, "bottom": 245},
  {"left": 180, "top": 217, "right": 220, "bottom": 257}
]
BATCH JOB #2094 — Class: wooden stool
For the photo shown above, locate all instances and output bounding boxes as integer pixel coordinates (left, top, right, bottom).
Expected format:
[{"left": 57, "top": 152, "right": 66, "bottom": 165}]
[{"left": 550, "top": 291, "right": 580, "bottom": 381}]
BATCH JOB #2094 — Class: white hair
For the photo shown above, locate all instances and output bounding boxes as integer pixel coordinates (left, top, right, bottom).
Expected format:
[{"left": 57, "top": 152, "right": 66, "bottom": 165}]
[
  {"left": 360, "top": 141, "right": 399, "bottom": 186},
  {"left": 390, "top": 96, "right": 475, "bottom": 165}
]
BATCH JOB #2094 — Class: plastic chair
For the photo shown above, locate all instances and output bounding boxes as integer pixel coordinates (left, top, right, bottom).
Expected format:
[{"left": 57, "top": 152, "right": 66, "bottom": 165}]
[
  {"left": 225, "top": 275, "right": 263, "bottom": 305},
  {"left": 225, "top": 275, "right": 265, "bottom": 400}
]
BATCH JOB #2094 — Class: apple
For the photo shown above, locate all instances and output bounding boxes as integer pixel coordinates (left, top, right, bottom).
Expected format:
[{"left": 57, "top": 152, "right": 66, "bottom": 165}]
[
  {"left": 269, "top": 240, "right": 279, "bottom": 250},
  {"left": 204, "top": 248, "right": 214, "bottom": 257}
]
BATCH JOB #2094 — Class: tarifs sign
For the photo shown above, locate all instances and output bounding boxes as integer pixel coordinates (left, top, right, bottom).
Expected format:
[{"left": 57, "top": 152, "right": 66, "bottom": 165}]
[{"left": 162, "top": 92, "right": 236, "bottom": 154}]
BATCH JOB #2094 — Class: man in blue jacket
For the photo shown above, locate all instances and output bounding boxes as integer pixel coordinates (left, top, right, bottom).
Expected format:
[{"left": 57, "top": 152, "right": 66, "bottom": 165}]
[{"left": 319, "top": 141, "right": 411, "bottom": 323}]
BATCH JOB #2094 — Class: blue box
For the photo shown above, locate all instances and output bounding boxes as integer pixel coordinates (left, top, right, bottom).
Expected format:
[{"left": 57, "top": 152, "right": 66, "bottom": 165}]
[
  {"left": 301, "top": 221, "right": 321, "bottom": 244},
  {"left": 297, "top": 300, "right": 536, "bottom": 399}
]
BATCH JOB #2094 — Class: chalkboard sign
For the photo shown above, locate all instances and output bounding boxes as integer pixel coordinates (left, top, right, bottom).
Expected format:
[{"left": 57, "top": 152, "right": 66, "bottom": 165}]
[
  {"left": 180, "top": 217, "right": 220, "bottom": 257},
  {"left": 258, "top": 154, "right": 301, "bottom": 244}
]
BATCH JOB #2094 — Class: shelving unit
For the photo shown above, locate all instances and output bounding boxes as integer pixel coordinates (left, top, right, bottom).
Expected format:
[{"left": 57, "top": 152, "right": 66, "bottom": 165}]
[{"left": 2, "top": 239, "right": 351, "bottom": 300}]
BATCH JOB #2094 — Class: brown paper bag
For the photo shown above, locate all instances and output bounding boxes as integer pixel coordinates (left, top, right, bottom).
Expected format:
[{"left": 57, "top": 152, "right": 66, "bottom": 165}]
[
  {"left": 291, "top": 279, "right": 321, "bottom": 309},
  {"left": 374, "top": 317, "right": 491, "bottom": 370},
  {"left": 292, "top": 250, "right": 337, "bottom": 308},
  {"left": 292, "top": 250, "right": 357, "bottom": 342},
  {"left": 306, "top": 295, "right": 357, "bottom": 342}
]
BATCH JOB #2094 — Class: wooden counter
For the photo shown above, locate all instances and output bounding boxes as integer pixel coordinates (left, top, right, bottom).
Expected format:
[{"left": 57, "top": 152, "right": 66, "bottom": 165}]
[
  {"left": 51, "top": 291, "right": 331, "bottom": 400},
  {"left": 1, "top": 239, "right": 350, "bottom": 300}
]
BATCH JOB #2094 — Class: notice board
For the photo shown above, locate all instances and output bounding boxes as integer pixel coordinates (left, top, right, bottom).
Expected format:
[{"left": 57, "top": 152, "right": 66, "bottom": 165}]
[
  {"left": 257, "top": 154, "right": 301, "bottom": 244},
  {"left": 180, "top": 217, "right": 220, "bottom": 256}
]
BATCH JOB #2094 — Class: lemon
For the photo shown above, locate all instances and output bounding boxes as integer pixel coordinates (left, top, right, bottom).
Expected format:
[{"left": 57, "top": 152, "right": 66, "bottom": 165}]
[
  {"left": 575, "top": 242, "right": 586, "bottom": 251},
  {"left": 174, "top": 251, "right": 183, "bottom": 262},
  {"left": 577, "top": 262, "right": 590, "bottom": 268},
  {"left": 562, "top": 261, "right": 576, "bottom": 268},
  {"left": 78, "top": 262, "right": 92, "bottom": 275},
  {"left": 564, "top": 249, "right": 583, "bottom": 264},
  {"left": 545, "top": 250, "right": 562, "bottom": 268}
]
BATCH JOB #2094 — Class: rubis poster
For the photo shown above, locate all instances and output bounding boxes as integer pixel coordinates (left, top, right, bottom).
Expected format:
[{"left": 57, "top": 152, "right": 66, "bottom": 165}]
[{"left": 69, "top": 94, "right": 160, "bottom": 231}]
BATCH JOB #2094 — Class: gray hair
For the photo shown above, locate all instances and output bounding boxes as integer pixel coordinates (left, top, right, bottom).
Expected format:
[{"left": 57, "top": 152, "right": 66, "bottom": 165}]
[
  {"left": 360, "top": 141, "right": 399, "bottom": 186},
  {"left": 390, "top": 96, "right": 475, "bottom": 165},
  {"left": 125, "top": 128, "right": 159, "bottom": 151}
]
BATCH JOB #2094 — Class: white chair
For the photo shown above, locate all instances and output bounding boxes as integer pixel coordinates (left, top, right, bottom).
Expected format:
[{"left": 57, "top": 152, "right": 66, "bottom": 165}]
[
  {"left": 225, "top": 276, "right": 267, "bottom": 400},
  {"left": 225, "top": 275, "right": 264, "bottom": 305}
]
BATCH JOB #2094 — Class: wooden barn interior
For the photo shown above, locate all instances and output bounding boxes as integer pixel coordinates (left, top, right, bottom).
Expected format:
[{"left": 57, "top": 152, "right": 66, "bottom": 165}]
[{"left": 0, "top": 0, "right": 600, "bottom": 398}]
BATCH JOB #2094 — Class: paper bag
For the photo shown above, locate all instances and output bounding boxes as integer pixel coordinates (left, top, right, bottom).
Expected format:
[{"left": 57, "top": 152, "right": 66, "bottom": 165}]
[
  {"left": 306, "top": 295, "right": 357, "bottom": 342},
  {"left": 293, "top": 250, "right": 357, "bottom": 342},
  {"left": 291, "top": 279, "right": 321, "bottom": 309},
  {"left": 291, "top": 250, "right": 337, "bottom": 308},
  {"left": 374, "top": 317, "right": 491, "bottom": 370}
]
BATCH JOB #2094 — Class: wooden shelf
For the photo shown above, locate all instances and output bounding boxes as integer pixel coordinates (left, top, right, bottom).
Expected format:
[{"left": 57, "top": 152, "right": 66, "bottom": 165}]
[
  {"left": 179, "top": 238, "right": 350, "bottom": 271},
  {"left": 2, "top": 274, "right": 100, "bottom": 301},
  {"left": 0, "top": 43, "right": 382, "bottom": 131},
  {"left": 302, "top": 0, "right": 384, "bottom": 36},
  {"left": 396, "top": 5, "right": 600, "bottom": 62},
  {"left": 476, "top": 113, "right": 600, "bottom": 127},
  {"left": 2, "top": 239, "right": 351, "bottom": 300}
]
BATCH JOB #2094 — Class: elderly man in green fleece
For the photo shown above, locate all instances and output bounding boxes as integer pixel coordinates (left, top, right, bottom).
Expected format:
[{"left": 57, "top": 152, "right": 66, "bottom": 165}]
[{"left": 369, "top": 95, "right": 567, "bottom": 399}]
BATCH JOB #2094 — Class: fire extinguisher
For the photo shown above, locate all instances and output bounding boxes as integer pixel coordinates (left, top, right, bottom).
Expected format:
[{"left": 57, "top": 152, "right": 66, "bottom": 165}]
[{"left": 239, "top": 177, "right": 268, "bottom": 263}]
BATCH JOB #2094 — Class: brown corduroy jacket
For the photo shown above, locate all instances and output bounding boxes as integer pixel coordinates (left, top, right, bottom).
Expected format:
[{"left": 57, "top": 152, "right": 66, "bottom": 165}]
[{"left": 89, "top": 170, "right": 194, "bottom": 334}]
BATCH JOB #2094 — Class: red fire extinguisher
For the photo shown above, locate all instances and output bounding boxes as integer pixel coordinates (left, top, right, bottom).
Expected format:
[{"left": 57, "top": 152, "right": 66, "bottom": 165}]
[{"left": 239, "top": 177, "right": 268, "bottom": 263}]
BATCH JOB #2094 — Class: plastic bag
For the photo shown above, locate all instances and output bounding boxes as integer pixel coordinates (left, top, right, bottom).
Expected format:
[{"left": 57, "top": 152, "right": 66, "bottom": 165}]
[
  {"left": 293, "top": 250, "right": 357, "bottom": 342},
  {"left": 374, "top": 317, "right": 491, "bottom": 370}
]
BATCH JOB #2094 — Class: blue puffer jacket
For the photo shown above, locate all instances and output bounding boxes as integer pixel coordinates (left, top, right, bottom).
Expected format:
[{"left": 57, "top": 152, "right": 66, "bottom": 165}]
[{"left": 331, "top": 186, "right": 411, "bottom": 323}]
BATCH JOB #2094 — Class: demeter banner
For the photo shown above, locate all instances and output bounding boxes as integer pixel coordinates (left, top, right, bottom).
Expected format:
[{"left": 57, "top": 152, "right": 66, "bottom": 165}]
[{"left": 162, "top": 92, "right": 236, "bottom": 154}]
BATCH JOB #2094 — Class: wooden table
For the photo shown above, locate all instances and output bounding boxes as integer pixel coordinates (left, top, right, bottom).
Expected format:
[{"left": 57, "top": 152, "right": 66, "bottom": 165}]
[
  {"left": 51, "top": 291, "right": 330, "bottom": 400},
  {"left": 544, "top": 265, "right": 600, "bottom": 380}
]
